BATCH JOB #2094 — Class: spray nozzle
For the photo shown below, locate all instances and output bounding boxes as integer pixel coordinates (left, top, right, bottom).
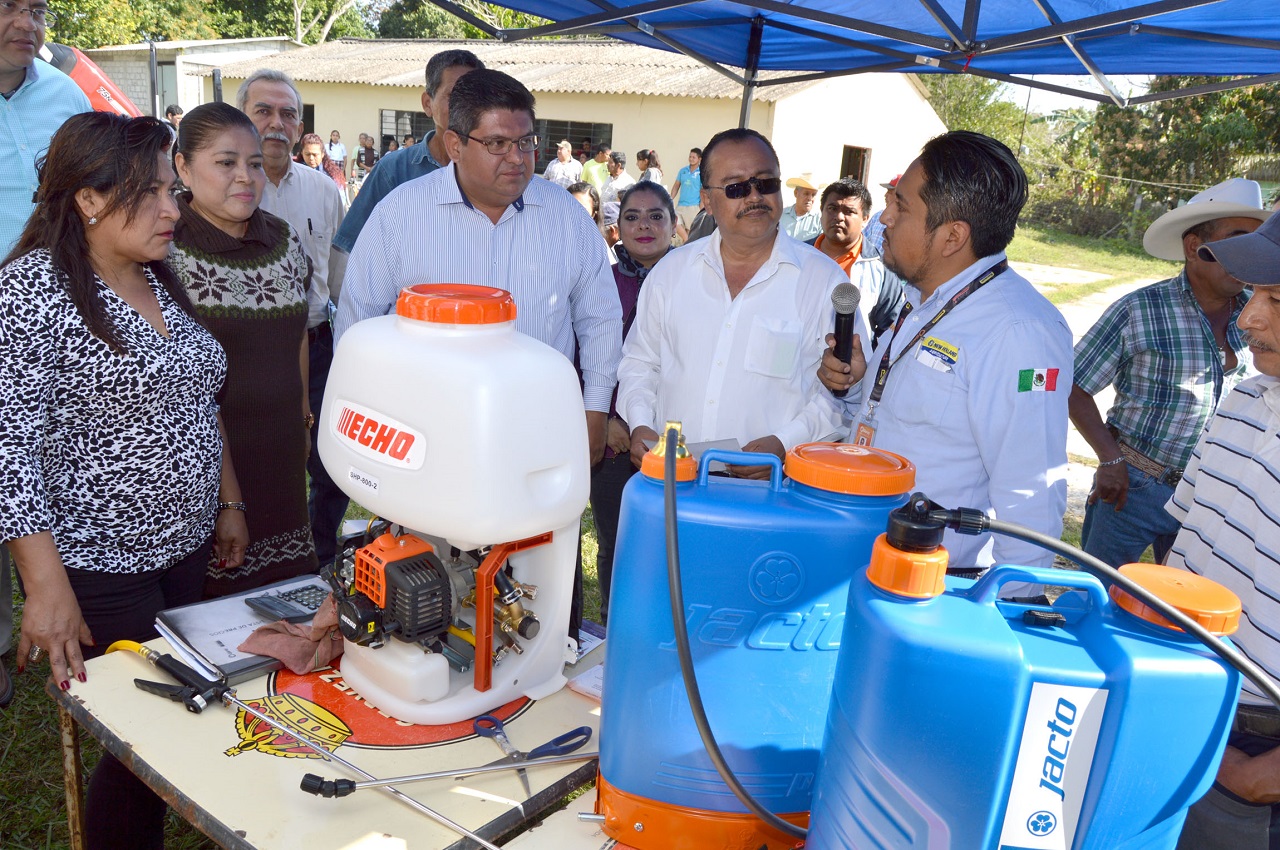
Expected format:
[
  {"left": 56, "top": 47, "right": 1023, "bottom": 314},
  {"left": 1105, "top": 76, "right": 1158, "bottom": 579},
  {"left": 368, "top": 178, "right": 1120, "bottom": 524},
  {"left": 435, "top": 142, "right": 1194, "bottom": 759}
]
[{"left": 886, "top": 493, "right": 946, "bottom": 553}]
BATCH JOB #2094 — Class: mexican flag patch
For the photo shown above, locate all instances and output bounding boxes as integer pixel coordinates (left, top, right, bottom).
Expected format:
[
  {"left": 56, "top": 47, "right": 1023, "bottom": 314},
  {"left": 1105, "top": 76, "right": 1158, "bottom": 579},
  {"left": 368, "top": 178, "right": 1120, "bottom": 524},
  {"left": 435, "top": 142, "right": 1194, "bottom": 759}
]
[{"left": 1018, "top": 368, "right": 1059, "bottom": 392}]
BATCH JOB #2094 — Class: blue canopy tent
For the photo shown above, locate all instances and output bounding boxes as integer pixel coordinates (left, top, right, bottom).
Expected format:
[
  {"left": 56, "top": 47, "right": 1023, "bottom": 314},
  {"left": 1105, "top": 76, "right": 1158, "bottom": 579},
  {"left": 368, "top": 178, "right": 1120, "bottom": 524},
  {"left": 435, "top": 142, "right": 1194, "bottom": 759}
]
[{"left": 425, "top": 0, "right": 1280, "bottom": 119}]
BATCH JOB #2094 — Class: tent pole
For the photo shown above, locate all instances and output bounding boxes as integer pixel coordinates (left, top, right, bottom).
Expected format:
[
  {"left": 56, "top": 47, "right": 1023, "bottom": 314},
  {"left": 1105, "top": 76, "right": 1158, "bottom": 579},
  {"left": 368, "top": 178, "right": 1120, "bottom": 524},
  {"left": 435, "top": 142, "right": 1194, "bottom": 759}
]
[{"left": 738, "top": 15, "right": 764, "bottom": 128}]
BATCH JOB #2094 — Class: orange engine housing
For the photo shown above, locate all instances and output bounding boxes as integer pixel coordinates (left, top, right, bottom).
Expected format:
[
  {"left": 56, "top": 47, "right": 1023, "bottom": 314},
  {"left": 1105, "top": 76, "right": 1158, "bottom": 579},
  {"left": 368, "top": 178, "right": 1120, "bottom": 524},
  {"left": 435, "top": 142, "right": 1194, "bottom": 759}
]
[{"left": 352, "top": 532, "right": 437, "bottom": 609}]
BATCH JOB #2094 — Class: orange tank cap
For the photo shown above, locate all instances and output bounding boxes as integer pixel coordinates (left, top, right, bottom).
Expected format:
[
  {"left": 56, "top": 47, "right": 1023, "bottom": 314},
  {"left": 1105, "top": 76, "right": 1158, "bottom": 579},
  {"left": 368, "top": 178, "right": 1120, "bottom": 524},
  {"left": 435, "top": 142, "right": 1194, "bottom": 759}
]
[
  {"left": 641, "top": 449, "right": 697, "bottom": 482},
  {"left": 396, "top": 283, "right": 517, "bottom": 324},
  {"left": 865, "top": 533, "right": 948, "bottom": 598},
  {"left": 785, "top": 443, "right": 916, "bottom": 496},
  {"left": 641, "top": 421, "right": 698, "bottom": 482},
  {"left": 1109, "top": 563, "right": 1241, "bottom": 636}
]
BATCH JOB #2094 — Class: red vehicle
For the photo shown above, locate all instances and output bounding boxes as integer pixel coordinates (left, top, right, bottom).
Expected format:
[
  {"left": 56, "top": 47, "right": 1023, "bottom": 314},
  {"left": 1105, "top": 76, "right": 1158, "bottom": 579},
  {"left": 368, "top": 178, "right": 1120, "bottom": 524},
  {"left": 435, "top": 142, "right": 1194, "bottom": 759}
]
[{"left": 39, "top": 43, "right": 143, "bottom": 117}]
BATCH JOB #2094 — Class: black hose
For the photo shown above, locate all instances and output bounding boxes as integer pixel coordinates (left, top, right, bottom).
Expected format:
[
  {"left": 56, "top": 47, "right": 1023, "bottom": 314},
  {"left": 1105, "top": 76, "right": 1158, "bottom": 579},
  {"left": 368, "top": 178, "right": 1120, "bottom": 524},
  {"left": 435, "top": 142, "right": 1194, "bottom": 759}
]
[
  {"left": 663, "top": 427, "right": 807, "bottom": 840},
  {"left": 933, "top": 509, "right": 1280, "bottom": 710}
]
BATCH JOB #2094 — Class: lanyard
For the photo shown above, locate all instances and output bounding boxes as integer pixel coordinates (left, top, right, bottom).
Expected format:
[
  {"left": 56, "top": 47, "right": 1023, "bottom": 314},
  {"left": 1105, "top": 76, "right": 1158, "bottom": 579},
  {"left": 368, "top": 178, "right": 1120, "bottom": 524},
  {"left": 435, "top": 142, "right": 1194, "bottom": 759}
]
[{"left": 867, "top": 259, "right": 1008, "bottom": 407}]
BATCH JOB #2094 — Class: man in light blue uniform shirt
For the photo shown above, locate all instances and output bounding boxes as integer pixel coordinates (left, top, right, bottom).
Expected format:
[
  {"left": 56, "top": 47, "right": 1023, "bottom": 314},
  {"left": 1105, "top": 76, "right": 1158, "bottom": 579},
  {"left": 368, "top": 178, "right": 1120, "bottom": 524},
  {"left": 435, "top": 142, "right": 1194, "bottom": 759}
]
[
  {"left": 0, "top": 0, "right": 92, "bottom": 707},
  {"left": 333, "top": 49, "right": 483, "bottom": 254}
]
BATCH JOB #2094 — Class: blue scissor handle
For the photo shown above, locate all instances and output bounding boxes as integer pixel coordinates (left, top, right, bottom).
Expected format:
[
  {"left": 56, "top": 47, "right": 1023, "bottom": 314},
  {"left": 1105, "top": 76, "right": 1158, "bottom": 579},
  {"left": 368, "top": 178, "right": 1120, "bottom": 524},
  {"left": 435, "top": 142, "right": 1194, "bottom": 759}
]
[
  {"left": 527, "top": 725, "right": 593, "bottom": 760},
  {"left": 474, "top": 714, "right": 507, "bottom": 739}
]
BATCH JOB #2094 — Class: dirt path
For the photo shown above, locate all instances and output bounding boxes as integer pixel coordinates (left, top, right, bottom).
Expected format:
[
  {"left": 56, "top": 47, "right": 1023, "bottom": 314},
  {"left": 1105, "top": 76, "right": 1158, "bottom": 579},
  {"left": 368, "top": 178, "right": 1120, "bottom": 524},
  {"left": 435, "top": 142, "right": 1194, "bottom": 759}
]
[{"left": 1019, "top": 271, "right": 1167, "bottom": 523}]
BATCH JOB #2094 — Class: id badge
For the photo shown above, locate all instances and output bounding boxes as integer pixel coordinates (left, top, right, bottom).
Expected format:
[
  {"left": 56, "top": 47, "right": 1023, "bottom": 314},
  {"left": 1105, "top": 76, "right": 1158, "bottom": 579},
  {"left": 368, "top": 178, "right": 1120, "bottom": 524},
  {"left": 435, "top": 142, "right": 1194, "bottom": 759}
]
[{"left": 854, "top": 421, "right": 876, "bottom": 446}]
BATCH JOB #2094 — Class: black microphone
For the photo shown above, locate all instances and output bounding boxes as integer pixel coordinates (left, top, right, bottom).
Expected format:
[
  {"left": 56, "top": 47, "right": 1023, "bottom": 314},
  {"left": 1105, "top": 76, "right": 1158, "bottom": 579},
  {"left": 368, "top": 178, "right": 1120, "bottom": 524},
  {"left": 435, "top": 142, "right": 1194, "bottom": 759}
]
[{"left": 831, "top": 283, "right": 861, "bottom": 399}]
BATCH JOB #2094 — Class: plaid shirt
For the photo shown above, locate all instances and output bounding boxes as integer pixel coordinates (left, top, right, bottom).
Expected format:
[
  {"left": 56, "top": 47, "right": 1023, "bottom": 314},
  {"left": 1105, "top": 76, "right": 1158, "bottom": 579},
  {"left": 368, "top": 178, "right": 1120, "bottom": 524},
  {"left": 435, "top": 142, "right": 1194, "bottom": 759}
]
[{"left": 1074, "top": 271, "right": 1255, "bottom": 470}]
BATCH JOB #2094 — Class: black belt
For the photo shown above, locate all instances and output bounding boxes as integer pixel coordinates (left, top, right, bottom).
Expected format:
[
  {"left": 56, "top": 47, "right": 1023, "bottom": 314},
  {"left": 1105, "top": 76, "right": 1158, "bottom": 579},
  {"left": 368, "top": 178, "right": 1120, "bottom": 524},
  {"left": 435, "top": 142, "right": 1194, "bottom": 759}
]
[
  {"left": 1234, "top": 704, "right": 1280, "bottom": 741},
  {"left": 307, "top": 323, "right": 332, "bottom": 344}
]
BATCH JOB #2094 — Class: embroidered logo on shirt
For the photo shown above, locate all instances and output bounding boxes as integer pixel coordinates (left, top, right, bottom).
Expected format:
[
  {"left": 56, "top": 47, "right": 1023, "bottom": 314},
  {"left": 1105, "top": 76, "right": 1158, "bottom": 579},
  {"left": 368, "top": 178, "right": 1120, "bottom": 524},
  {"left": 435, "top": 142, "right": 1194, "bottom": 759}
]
[
  {"left": 1018, "top": 368, "right": 1060, "bottom": 392},
  {"left": 916, "top": 336, "right": 959, "bottom": 372}
]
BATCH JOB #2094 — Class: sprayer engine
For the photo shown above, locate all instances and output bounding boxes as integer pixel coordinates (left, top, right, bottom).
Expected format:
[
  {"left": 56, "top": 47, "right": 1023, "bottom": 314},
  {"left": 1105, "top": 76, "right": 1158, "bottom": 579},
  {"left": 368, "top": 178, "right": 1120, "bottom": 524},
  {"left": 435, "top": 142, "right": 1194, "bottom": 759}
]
[{"left": 330, "top": 525, "right": 541, "bottom": 670}]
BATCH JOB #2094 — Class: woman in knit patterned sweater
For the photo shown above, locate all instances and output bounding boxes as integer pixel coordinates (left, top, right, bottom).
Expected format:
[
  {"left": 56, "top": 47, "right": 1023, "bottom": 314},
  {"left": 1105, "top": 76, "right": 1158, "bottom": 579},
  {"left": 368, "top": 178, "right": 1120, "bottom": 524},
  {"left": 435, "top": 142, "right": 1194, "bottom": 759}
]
[{"left": 171, "top": 102, "right": 318, "bottom": 598}]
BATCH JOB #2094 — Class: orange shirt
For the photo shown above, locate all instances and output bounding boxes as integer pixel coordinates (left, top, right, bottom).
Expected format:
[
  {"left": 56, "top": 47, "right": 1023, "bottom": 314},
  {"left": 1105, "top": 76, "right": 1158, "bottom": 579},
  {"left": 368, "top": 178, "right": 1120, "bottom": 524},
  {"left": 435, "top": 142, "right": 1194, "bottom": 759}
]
[{"left": 813, "top": 234, "right": 863, "bottom": 276}]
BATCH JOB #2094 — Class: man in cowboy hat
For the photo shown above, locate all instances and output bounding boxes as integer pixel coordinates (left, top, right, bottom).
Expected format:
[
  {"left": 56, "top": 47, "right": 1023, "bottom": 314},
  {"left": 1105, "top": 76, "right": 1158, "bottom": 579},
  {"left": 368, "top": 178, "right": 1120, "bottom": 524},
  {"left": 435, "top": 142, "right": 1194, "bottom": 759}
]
[
  {"left": 1165, "top": 209, "right": 1280, "bottom": 849},
  {"left": 1070, "top": 178, "right": 1269, "bottom": 568},
  {"left": 781, "top": 173, "right": 822, "bottom": 241}
]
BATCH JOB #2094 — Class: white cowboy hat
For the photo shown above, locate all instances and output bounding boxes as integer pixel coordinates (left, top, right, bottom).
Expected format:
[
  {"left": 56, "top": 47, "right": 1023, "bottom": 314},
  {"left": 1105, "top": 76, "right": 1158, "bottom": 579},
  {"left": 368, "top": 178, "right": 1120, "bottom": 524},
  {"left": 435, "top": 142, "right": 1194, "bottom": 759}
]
[{"left": 1143, "top": 178, "right": 1270, "bottom": 261}]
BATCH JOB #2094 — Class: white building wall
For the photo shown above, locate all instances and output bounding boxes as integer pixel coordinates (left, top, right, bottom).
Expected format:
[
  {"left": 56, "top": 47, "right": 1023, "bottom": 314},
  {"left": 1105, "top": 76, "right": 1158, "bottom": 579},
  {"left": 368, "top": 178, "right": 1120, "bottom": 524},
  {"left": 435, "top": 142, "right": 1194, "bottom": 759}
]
[
  {"left": 200, "top": 77, "right": 782, "bottom": 185},
  {"left": 769, "top": 73, "right": 947, "bottom": 212}
]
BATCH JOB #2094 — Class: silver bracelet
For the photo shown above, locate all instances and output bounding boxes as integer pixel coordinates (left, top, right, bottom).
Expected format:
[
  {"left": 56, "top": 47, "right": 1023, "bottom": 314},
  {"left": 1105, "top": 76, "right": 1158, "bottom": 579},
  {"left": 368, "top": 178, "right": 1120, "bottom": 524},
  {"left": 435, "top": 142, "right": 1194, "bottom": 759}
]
[
  {"left": 1097, "top": 456, "right": 1126, "bottom": 468},
  {"left": 218, "top": 501, "right": 248, "bottom": 512}
]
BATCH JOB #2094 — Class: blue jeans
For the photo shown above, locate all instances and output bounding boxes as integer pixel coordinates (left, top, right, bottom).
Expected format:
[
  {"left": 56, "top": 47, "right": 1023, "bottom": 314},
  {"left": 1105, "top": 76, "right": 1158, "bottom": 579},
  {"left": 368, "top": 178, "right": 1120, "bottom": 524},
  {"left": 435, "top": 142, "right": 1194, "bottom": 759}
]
[
  {"left": 1178, "top": 732, "right": 1280, "bottom": 850},
  {"left": 1080, "top": 465, "right": 1180, "bottom": 567},
  {"left": 306, "top": 323, "right": 349, "bottom": 569}
]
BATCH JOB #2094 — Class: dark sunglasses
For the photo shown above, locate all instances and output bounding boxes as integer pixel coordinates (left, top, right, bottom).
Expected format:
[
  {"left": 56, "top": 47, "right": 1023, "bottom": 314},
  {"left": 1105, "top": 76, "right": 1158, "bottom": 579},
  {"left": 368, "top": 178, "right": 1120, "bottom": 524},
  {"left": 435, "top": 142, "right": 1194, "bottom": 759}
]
[{"left": 705, "top": 175, "right": 782, "bottom": 199}]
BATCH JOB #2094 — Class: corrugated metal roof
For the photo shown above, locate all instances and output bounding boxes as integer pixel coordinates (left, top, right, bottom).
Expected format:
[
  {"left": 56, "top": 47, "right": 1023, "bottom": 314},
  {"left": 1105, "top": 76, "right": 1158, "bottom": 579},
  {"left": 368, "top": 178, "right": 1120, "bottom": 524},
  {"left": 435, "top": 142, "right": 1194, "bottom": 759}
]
[{"left": 195, "top": 38, "right": 819, "bottom": 102}]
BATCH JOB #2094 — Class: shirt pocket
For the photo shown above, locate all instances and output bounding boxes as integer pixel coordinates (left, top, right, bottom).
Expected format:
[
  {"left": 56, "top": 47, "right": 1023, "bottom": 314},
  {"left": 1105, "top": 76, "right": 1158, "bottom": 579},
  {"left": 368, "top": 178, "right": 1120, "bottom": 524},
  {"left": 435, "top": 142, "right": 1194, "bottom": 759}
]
[
  {"left": 890, "top": 353, "right": 958, "bottom": 427},
  {"left": 744, "top": 316, "right": 803, "bottom": 379}
]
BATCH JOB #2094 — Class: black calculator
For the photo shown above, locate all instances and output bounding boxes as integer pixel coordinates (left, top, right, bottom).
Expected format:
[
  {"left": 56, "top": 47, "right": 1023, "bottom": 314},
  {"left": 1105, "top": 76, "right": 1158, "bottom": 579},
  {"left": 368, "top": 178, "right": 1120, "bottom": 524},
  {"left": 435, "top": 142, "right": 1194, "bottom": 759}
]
[{"left": 245, "top": 583, "right": 328, "bottom": 623}]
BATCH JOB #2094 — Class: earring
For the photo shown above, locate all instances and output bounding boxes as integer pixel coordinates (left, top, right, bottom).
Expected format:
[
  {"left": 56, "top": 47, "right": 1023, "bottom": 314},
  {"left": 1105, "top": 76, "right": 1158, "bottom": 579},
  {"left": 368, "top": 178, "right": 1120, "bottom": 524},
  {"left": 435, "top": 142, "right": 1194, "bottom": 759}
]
[{"left": 88, "top": 216, "right": 98, "bottom": 226}]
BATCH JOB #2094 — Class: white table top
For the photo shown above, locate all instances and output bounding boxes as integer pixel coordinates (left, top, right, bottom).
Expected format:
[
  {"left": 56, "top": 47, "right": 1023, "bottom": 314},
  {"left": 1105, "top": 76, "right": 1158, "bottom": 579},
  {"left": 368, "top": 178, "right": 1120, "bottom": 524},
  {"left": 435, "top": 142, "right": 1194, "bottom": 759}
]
[{"left": 53, "top": 639, "right": 602, "bottom": 849}]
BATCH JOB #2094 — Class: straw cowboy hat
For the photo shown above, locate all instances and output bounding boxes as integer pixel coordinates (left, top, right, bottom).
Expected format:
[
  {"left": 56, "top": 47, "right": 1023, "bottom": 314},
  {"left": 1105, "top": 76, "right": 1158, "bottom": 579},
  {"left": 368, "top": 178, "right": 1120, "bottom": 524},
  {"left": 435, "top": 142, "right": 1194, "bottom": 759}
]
[
  {"left": 786, "top": 174, "right": 818, "bottom": 191},
  {"left": 1143, "top": 178, "right": 1270, "bottom": 261}
]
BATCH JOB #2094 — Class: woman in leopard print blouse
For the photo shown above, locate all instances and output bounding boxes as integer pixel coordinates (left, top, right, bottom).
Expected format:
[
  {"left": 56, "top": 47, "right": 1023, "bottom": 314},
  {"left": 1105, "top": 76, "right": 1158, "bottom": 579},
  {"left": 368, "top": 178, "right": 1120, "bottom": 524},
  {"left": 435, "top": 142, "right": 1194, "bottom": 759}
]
[{"left": 0, "top": 114, "right": 249, "bottom": 848}]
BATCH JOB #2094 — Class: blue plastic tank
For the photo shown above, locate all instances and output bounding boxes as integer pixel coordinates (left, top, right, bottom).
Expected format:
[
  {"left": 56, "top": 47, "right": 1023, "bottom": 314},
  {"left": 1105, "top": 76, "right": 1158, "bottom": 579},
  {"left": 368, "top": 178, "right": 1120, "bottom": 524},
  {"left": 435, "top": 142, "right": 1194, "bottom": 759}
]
[
  {"left": 598, "top": 442, "right": 914, "bottom": 849},
  {"left": 806, "top": 541, "right": 1243, "bottom": 850}
]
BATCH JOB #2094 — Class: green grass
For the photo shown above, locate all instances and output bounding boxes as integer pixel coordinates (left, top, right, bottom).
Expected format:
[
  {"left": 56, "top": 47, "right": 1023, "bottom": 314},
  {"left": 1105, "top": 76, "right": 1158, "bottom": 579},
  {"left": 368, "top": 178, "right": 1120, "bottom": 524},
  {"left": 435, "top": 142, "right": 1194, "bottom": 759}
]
[{"left": 1008, "top": 224, "right": 1182, "bottom": 305}]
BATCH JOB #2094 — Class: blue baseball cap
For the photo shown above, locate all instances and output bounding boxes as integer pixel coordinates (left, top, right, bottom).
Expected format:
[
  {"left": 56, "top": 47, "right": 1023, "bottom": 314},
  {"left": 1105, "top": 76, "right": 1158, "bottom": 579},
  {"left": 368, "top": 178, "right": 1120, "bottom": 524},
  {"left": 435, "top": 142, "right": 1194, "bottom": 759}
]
[{"left": 1199, "top": 209, "right": 1280, "bottom": 286}]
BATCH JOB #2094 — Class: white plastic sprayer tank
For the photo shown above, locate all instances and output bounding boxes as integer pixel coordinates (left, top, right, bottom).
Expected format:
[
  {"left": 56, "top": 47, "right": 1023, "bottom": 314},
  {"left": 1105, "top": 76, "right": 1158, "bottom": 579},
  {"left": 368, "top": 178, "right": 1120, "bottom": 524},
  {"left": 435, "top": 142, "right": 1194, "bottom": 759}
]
[
  {"left": 319, "top": 283, "right": 590, "bottom": 723},
  {"left": 320, "top": 283, "right": 589, "bottom": 549}
]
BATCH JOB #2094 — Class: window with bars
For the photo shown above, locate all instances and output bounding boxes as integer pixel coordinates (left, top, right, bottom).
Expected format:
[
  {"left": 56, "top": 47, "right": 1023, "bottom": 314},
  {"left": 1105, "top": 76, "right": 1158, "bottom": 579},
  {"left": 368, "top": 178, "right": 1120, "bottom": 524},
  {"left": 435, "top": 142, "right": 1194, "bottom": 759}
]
[
  {"left": 374, "top": 112, "right": 614, "bottom": 171},
  {"left": 379, "top": 110, "right": 436, "bottom": 155},
  {"left": 533, "top": 120, "right": 613, "bottom": 173}
]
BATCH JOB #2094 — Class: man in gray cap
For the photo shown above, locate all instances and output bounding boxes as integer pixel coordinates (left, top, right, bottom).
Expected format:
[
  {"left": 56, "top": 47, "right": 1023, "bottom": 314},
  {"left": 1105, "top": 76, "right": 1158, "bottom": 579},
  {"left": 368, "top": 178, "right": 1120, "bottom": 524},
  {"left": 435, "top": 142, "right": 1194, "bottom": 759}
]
[
  {"left": 1070, "top": 178, "right": 1268, "bottom": 568},
  {"left": 1168, "top": 207, "right": 1280, "bottom": 849}
]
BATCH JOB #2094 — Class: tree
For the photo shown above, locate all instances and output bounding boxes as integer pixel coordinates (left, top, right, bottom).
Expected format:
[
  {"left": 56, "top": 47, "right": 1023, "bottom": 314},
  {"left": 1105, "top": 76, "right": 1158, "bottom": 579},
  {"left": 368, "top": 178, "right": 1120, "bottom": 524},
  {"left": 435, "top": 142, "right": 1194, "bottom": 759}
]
[
  {"left": 1092, "top": 76, "right": 1280, "bottom": 203},
  {"left": 52, "top": 0, "right": 372, "bottom": 47},
  {"left": 378, "top": 0, "right": 467, "bottom": 38},
  {"left": 914, "top": 73, "right": 1026, "bottom": 152}
]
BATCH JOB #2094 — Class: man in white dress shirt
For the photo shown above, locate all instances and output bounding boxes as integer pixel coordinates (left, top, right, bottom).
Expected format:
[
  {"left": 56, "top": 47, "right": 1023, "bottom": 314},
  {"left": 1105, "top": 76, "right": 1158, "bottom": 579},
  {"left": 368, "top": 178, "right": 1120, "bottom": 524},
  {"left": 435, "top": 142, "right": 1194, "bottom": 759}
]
[
  {"left": 617, "top": 127, "right": 853, "bottom": 479},
  {"left": 818, "top": 131, "right": 1072, "bottom": 578}
]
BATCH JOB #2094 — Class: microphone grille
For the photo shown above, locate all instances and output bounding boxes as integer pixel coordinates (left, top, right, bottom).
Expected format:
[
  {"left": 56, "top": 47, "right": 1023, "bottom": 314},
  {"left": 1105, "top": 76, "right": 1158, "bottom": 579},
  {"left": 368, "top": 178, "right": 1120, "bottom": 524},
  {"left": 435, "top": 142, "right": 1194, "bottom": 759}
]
[{"left": 831, "top": 282, "right": 860, "bottom": 315}]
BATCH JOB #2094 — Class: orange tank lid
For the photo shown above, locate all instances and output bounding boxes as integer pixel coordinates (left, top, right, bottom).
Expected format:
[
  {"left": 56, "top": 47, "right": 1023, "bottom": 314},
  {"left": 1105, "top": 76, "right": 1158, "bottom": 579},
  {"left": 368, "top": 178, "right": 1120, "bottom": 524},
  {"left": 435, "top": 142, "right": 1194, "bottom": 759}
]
[
  {"left": 785, "top": 443, "right": 915, "bottom": 496},
  {"left": 865, "top": 533, "right": 949, "bottom": 598},
  {"left": 396, "top": 283, "right": 517, "bottom": 324},
  {"left": 1108, "top": 563, "right": 1241, "bottom": 636},
  {"left": 641, "top": 421, "right": 697, "bottom": 482}
]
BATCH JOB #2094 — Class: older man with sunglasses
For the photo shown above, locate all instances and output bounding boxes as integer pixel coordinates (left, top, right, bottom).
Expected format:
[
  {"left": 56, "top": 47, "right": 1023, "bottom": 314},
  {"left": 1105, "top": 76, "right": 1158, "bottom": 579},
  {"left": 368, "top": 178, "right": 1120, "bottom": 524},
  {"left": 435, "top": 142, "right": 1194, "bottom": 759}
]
[{"left": 617, "top": 127, "right": 854, "bottom": 479}]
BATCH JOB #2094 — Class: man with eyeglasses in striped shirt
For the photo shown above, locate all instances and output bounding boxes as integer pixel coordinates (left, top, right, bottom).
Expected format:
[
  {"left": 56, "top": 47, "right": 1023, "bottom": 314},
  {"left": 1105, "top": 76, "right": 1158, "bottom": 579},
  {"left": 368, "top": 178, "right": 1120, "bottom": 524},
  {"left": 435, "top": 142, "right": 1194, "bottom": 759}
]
[
  {"left": 336, "top": 69, "right": 621, "bottom": 644},
  {"left": 0, "top": 0, "right": 91, "bottom": 709}
]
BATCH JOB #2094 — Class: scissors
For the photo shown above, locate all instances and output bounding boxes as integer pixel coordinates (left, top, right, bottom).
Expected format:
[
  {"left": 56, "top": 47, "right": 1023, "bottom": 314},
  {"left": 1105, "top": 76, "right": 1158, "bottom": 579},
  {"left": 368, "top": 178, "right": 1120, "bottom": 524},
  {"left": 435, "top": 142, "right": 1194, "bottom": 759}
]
[{"left": 471, "top": 713, "right": 593, "bottom": 799}]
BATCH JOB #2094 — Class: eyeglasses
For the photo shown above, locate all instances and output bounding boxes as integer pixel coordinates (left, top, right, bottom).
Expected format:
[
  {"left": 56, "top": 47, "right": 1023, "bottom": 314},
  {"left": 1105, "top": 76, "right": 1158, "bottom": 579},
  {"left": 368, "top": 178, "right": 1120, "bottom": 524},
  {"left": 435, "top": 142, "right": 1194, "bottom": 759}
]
[
  {"left": 0, "top": 0, "right": 55, "bottom": 25},
  {"left": 704, "top": 176, "right": 782, "bottom": 200},
  {"left": 463, "top": 133, "right": 540, "bottom": 156}
]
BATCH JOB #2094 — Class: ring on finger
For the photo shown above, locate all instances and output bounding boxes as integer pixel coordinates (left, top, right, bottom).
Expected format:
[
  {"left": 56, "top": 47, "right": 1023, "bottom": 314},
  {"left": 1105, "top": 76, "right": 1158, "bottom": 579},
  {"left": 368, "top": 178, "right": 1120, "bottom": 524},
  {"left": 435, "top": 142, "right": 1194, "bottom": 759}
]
[{"left": 27, "top": 645, "right": 43, "bottom": 663}]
